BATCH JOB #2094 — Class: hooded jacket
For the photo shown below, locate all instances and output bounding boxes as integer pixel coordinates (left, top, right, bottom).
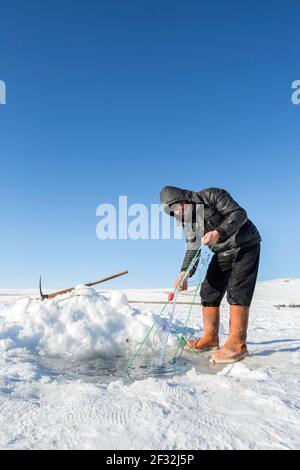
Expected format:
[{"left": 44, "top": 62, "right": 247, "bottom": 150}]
[{"left": 160, "top": 186, "right": 261, "bottom": 275}]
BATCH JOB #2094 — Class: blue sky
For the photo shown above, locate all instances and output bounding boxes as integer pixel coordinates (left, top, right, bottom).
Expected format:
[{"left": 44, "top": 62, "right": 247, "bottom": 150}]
[{"left": 0, "top": 0, "right": 299, "bottom": 290}]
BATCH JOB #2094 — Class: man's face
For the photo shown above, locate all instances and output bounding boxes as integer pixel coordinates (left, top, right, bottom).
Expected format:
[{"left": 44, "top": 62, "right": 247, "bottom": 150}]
[{"left": 172, "top": 202, "right": 186, "bottom": 218}]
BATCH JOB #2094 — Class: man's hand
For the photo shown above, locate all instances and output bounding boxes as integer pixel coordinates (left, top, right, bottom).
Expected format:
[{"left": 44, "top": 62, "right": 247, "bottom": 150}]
[
  {"left": 202, "top": 230, "right": 221, "bottom": 246},
  {"left": 174, "top": 271, "right": 188, "bottom": 291}
]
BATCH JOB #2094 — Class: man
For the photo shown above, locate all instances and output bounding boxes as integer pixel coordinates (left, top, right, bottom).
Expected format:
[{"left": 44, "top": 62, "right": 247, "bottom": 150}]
[{"left": 160, "top": 186, "right": 261, "bottom": 364}]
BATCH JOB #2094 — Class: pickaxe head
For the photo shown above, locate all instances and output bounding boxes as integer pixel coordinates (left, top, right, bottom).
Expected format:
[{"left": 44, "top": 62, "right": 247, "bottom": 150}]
[{"left": 39, "top": 276, "right": 49, "bottom": 301}]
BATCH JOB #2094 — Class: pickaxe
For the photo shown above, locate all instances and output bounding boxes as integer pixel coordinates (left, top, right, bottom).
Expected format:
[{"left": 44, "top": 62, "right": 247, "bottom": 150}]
[{"left": 39, "top": 270, "right": 128, "bottom": 300}]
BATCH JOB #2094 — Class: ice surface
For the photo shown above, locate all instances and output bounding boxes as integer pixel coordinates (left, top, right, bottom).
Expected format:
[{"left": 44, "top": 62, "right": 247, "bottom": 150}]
[{"left": 0, "top": 280, "right": 300, "bottom": 450}]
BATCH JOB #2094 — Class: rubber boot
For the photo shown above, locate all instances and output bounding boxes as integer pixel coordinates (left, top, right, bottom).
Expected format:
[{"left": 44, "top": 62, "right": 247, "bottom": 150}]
[
  {"left": 185, "top": 306, "right": 220, "bottom": 352},
  {"left": 210, "top": 305, "right": 249, "bottom": 364}
]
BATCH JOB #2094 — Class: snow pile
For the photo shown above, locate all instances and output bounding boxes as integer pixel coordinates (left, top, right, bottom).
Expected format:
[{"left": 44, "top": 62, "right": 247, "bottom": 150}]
[{"left": 0, "top": 286, "right": 153, "bottom": 358}]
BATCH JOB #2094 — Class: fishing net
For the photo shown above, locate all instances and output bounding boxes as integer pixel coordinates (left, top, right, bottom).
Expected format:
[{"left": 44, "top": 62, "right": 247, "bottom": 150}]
[{"left": 125, "top": 245, "right": 214, "bottom": 377}]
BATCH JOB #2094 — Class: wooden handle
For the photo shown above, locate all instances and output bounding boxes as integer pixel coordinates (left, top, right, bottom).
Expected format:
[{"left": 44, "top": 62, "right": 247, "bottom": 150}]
[
  {"left": 85, "top": 270, "right": 129, "bottom": 287},
  {"left": 46, "top": 270, "right": 128, "bottom": 300}
]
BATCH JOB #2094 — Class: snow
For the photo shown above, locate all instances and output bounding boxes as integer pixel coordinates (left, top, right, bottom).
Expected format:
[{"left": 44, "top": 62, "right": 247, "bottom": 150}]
[
  {"left": 0, "top": 285, "right": 152, "bottom": 358},
  {"left": 0, "top": 279, "right": 300, "bottom": 450}
]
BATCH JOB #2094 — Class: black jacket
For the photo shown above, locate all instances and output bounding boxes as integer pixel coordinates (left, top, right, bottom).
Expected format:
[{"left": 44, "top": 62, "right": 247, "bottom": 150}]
[{"left": 160, "top": 186, "right": 261, "bottom": 274}]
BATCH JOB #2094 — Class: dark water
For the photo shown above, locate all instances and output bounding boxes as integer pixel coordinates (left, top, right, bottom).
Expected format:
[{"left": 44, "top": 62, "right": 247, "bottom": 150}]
[{"left": 38, "top": 349, "right": 223, "bottom": 385}]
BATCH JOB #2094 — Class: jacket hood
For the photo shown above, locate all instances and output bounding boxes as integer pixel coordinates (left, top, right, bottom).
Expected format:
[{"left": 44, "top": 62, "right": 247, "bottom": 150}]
[{"left": 160, "top": 186, "right": 198, "bottom": 216}]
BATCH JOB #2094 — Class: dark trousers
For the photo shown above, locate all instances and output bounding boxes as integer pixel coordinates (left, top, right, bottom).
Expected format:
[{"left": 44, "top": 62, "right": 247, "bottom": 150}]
[{"left": 200, "top": 244, "right": 261, "bottom": 307}]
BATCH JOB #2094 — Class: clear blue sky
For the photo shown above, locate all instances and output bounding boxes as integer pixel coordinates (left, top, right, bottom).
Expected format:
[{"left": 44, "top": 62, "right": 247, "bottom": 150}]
[{"left": 0, "top": 0, "right": 299, "bottom": 289}]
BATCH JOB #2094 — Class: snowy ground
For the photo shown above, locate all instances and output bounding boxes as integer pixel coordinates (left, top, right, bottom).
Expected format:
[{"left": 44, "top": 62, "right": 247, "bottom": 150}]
[{"left": 0, "top": 279, "right": 300, "bottom": 450}]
